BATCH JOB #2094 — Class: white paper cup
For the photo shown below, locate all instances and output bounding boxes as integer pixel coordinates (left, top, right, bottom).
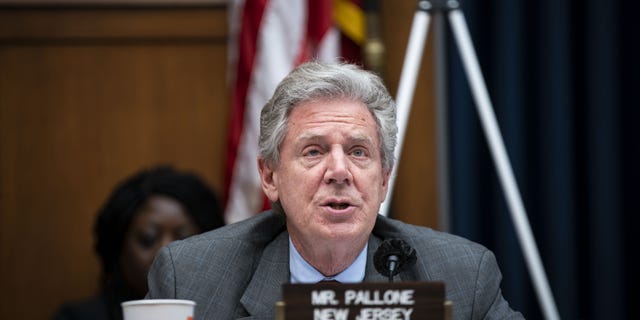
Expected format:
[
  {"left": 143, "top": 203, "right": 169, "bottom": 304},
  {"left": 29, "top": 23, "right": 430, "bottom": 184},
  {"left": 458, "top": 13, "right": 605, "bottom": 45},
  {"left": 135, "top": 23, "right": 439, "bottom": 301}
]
[{"left": 121, "top": 299, "right": 195, "bottom": 320}]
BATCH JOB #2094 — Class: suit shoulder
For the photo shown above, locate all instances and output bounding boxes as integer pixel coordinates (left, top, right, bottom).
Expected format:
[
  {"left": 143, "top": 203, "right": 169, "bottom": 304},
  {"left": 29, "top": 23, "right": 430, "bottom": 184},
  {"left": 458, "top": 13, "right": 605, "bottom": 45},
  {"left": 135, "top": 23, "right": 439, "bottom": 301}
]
[
  {"left": 374, "top": 215, "right": 489, "bottom": 257},
  {"left": 169, "top": 210, "right": 286, "bottom": 251}
]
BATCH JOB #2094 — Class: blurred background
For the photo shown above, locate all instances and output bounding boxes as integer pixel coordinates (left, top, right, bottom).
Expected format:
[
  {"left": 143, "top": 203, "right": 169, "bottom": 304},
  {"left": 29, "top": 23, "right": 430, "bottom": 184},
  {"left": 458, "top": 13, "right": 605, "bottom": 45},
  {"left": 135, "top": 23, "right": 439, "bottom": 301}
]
[{"left": 0, "top": 0, "right": 636, "bottom": 319}]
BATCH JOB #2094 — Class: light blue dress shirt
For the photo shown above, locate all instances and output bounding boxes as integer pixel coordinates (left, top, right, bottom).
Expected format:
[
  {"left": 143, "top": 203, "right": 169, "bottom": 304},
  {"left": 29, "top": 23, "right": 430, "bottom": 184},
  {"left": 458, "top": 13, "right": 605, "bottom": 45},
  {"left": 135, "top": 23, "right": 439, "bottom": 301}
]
[{"left": 289, "top": 237, "right": 367, "bottom": 284}]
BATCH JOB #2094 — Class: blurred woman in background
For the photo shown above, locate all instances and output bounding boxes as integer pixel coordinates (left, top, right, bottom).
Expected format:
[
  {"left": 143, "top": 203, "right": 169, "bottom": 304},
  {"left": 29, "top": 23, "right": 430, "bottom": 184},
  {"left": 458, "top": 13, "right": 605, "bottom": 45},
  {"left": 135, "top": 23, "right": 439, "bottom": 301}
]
[{"left": 54, "top": 166, "right": 225, "bottom": 320}]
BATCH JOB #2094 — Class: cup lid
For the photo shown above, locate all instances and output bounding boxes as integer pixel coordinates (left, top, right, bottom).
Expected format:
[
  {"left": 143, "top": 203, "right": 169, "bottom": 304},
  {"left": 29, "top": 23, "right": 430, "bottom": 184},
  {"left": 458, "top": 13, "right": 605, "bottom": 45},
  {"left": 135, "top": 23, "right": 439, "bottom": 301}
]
[{"left": 121, "top": 299, "right": 196, "bottom": 307}]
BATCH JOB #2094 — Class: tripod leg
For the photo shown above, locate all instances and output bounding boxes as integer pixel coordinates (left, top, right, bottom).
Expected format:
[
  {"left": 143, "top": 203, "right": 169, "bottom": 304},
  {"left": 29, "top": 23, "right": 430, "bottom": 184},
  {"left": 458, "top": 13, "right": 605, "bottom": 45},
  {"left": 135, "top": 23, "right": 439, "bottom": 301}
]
[
  {"left": 447, "top": 9, "right": 560, "bottom": 320},
  {"left": 380, "top": 8, "right": 432, "bottom": 217}
]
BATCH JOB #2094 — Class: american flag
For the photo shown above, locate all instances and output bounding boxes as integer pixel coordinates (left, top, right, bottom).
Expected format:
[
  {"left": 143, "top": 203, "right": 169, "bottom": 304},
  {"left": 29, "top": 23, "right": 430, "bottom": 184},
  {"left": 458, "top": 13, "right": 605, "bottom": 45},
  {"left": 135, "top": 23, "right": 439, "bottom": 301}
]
[{"left": 224, "top": 0, "right": 364, "bottom": 223}]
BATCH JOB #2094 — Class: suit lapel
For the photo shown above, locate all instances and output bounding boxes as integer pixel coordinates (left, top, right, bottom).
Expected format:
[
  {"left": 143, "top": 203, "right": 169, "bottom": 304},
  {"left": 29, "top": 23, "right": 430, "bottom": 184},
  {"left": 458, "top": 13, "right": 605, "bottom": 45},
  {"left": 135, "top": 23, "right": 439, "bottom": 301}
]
[
  {"left": 239, "top": 230, "right": 290, "bottom": 318},
  {"left": 364, "top": 234, "right": 388, "bottom": 282}
]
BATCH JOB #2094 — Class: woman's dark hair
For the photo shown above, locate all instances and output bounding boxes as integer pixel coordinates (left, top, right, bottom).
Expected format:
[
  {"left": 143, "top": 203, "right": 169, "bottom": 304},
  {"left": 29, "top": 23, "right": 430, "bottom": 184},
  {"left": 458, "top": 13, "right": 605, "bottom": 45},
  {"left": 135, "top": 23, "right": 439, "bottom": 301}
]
[{"left": 94, "top": 166, "right": 224, "bottom": 275}]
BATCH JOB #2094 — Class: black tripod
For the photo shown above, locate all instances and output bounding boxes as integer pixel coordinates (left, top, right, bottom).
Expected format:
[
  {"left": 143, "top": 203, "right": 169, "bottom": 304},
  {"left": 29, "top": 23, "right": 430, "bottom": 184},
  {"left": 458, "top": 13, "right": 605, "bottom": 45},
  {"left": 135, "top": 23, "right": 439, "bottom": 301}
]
[{"left": 380, "top": 1, "right": 560, "bottom": 319}]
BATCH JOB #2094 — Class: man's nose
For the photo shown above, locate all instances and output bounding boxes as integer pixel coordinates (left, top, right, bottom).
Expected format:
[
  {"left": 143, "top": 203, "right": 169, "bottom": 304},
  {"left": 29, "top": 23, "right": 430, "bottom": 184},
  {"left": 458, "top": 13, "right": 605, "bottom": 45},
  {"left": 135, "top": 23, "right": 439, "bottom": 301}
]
[{"left": 324, "top": 148, "right": 352, "bottom": 184}]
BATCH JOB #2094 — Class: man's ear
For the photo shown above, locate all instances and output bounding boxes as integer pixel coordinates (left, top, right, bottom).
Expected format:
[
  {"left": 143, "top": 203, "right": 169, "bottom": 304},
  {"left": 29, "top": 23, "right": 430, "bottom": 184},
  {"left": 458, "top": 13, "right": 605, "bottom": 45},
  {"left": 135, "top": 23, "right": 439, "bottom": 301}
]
[
  {"left": 380, "top": 166, "right": 392, "bottom": 199},
  {"left": 258, "top": 158, "right": 279, "bottom": 202}
]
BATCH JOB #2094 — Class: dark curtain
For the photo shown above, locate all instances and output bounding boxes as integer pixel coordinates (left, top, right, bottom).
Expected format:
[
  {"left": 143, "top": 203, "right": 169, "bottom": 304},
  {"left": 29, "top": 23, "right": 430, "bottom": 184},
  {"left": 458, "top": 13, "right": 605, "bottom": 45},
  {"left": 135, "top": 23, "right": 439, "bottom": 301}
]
[{"left": 447, "top": 0, "right": 638, "bottom": 319}]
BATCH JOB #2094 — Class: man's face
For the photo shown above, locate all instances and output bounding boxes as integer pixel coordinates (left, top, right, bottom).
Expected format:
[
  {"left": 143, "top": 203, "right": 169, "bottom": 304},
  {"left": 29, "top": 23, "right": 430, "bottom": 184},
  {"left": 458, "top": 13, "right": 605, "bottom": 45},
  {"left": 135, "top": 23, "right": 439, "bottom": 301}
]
[{"left": 259, "top": 99, "right": 390, "bottom": 249}]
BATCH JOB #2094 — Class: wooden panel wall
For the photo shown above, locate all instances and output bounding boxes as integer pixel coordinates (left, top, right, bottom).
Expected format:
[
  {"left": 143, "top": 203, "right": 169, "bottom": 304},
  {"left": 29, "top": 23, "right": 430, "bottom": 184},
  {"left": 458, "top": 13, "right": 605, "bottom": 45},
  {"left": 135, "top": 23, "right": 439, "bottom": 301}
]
[
  {"left": 0, "top": 2, "right": 437, "bottom": 319},
  {"left": 0, "top": 4, "right": 229, "bottom": 319}
]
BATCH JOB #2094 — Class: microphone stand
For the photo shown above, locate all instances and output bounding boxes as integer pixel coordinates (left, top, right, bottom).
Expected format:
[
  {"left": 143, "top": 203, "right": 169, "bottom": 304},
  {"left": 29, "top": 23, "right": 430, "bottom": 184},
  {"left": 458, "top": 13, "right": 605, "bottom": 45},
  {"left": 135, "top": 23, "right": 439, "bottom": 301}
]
[{"left": 380, "top": 1, "right": 560, "bottom": 319}]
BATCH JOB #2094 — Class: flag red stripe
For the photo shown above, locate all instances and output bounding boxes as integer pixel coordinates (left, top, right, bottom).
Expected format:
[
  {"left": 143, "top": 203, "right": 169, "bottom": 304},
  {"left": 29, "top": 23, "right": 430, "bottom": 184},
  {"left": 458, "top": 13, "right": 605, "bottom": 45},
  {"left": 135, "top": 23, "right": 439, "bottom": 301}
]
[
  {"left": 307, "top": 0, "right": 332, "bottom": 42},
  {"left": 225, "top": 0, "right": 269, "bottom": 206},
  {"left": 295, "top": 0, "right": 333, "bottom": 65}
]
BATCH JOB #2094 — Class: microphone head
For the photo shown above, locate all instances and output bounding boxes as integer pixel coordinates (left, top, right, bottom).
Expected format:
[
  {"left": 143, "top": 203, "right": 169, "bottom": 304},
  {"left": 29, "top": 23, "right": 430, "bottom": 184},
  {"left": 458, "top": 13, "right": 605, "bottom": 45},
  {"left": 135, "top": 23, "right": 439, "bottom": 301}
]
[{"left": 373, "top": 238, "right": 417, "bottom": 277}]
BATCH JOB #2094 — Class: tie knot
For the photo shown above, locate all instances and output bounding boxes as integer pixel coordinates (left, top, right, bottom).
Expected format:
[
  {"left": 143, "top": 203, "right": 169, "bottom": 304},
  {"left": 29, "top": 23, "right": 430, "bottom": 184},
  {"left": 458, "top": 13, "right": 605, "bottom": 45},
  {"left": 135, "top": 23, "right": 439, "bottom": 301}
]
[{"left": 320, "top": 279, "right": 340, "bottom": 283}]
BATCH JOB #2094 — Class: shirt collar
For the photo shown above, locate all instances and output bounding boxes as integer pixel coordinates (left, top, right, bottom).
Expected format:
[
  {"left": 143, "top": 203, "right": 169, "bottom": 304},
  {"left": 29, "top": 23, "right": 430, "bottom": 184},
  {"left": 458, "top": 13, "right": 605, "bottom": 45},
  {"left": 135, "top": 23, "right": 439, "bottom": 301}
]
[{"left": 289, "top": 237, "right": 367, "bottom": 284}]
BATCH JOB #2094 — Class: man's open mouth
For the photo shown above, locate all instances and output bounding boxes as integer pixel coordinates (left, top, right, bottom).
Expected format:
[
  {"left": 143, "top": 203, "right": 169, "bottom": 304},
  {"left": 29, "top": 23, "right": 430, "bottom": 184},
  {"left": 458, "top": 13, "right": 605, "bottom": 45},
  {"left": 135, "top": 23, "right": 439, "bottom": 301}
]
[{"left": 328, "top": 202, "right": 350, "bottom": 210}]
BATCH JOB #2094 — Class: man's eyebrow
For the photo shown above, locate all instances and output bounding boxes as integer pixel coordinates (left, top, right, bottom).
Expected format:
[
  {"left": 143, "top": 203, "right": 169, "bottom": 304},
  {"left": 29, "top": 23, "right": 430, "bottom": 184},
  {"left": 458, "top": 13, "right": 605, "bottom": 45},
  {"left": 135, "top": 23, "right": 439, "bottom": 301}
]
[
  {"left": 297, "top": 133, "right": 318, "bottom": 139},
  {"left": 349, "top": 135, "right": 375, "bottom": 146},
  {"left": 295, "top": 133, "right": 323, "bottom": 143},
  {"left": 292, "top": 134, "right": 324, "bottom": 150},
  {"left": 295, "top": 133, "right": 375, "bottom": 146}
]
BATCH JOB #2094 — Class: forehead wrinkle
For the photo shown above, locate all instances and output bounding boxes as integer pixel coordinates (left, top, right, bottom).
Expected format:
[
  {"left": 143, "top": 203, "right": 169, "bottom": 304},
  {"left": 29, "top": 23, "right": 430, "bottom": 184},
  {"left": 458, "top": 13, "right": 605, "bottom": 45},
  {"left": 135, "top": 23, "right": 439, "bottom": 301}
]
[
  {"left": 293, "top": 131, "right": 376, "bottom": 148},
  {"left": 287, "top": 100, "right": 379, "bottom": 149},
  {"left": 302, "top": 113, "right": 371, "bottom": 126},
  {"left": 295, "top": 102, "right": 372, "bottom": 124}
]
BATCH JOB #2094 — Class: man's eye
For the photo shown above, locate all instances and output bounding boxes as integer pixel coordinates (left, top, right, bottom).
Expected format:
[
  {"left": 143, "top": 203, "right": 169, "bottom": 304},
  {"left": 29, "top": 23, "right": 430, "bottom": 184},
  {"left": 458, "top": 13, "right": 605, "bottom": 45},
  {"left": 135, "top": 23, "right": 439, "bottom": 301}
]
[
  {"left": 305, "top": 148, "right": 321, "bottom": 156},
  {"left": 352, "top": 149, "right": 366, "bottom": 157}
]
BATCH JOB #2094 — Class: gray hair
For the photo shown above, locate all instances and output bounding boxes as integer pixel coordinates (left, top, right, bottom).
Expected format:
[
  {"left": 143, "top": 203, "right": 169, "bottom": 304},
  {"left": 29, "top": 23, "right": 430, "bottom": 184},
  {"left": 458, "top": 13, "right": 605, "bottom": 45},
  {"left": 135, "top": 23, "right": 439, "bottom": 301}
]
[{"left": 259, "top": 61, "right": 397, "bottom": 172}]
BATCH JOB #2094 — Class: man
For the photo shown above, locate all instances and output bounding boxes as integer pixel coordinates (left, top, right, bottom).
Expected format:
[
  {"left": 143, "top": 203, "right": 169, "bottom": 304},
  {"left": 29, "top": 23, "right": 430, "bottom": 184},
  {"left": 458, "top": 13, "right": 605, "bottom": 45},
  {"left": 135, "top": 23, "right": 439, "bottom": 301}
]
[{"left": 146, "top": 62, "right": 524, "bottom": 319}]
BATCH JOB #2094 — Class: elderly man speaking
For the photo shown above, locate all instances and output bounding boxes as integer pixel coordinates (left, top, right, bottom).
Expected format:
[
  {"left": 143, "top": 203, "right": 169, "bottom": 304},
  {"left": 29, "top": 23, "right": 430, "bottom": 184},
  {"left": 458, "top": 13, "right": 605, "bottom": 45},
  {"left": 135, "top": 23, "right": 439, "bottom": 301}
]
[{"left": 146, "top": 62, "right": 523, "bottom": 320}]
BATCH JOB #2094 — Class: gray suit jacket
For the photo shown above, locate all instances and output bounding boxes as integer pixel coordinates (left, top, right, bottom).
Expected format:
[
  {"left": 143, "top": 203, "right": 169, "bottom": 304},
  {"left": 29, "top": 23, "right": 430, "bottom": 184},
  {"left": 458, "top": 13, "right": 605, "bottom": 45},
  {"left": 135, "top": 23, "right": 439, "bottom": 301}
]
[{"left": 147, "top": 211, "right": 523, "bottom": 319}]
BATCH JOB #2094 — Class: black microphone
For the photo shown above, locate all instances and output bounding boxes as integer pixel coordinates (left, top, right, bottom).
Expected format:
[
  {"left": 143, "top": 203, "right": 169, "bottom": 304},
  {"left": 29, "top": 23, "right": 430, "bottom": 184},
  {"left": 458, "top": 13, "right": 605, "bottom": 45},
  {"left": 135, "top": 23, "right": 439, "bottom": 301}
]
[{"left": 373, "top": 238, "right": 417, "bottom": 282}]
